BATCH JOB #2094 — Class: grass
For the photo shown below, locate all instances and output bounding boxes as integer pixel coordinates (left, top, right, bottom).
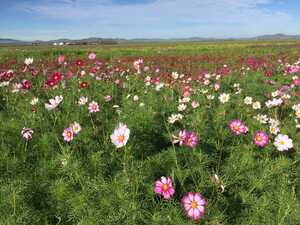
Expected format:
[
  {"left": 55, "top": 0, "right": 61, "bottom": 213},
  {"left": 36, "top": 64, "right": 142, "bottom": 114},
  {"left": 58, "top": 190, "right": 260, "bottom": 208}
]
[{"left": 0, "top": 41, "right": 299, "bottom": 225}]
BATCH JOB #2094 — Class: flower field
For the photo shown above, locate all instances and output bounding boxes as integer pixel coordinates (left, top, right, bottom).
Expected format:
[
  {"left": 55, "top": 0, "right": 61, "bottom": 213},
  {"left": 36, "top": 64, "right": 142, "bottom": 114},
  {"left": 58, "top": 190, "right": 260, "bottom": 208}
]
[{"left": 0, "top": 42, "right": 300, "bottom": 225}]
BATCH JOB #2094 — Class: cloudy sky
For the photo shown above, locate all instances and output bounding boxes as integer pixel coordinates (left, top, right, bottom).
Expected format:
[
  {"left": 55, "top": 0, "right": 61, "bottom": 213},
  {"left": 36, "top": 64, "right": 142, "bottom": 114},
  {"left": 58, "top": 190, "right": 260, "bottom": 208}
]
[{"left": 0, "top": 0, "right": 299, "bottom": 40}]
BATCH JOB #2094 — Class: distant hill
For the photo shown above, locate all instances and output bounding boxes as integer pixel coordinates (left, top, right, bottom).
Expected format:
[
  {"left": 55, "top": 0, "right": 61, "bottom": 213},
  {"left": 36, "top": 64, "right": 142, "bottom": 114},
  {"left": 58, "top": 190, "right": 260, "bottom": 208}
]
[{"left": 1, "top": 34, "right": 300, "bottom": 45}]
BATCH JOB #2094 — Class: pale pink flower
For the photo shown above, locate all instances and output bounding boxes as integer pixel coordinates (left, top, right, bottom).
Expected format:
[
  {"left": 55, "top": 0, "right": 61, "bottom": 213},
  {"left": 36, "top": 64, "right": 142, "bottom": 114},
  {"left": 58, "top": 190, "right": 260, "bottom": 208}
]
[
  {"left": 58, "top": 55, "right": 65, "bottom": 64},
  {"left": 88, "top": 101, "right": 99, "bottom": 113},
  {"left": 70, "top": 122, "right": 81, "bottom": 135},
  {"left": 21, "top": 127, "right": 33, "bottom": 140},
  {"left": 62, "top": 127, "right": 74, "bottom": 142},
  {"left": 181, "top": 192, "right": 206, "bottom": 221},
  {"left": 110, "top": 123, "right": 130, "bottom": 148},
  {"left": 104, "top": 95, "right": 112, "bottom": 102},
  {"left": 88, "top": 52, "right": 96, "bottom": 60},
  {"left": 154, "top": 176, "right": 175, "bottom": 199}
]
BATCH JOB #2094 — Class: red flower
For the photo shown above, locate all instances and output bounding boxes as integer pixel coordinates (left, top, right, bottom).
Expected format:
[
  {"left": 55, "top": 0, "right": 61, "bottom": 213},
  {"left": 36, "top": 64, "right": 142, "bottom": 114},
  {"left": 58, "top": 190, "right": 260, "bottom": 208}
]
[
  {"left": 264, "top": 70, "right": 272, "bottom": 77},
  {"left": 79, "top": 81, "right": 88, "bottom": 89},
  {"left": 21, "top": 80, "right": 32, "bottom": 90},
  {"left": 51, "top": 72, "right": 62, "bottom": 81},
  {"left": 76, "top": 59, "right": 84, "bottom": 67},
  {"left": 45, "top": 79, "right": 57, "bottom": 87}
]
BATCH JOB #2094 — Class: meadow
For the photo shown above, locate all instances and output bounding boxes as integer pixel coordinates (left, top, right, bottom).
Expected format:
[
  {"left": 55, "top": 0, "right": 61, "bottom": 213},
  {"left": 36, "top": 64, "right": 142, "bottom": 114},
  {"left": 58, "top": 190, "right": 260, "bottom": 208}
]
[{"left": 0, "top": 41, "right": 300, "bottom": 225}]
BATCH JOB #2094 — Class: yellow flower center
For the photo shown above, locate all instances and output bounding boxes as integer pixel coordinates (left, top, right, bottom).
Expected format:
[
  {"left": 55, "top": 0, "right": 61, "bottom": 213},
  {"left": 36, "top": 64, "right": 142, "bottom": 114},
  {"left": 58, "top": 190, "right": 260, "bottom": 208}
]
[
  {"left": 117, "top": 134, "right": 125, "bottom": 142},
  {"left": 256, "top": 135, "right": 263, "bottom": 142},
  {"left": 162, "top": 184, "right": 169, "bottom": 191},
  {"left": 280, "top": 140, "right": 285, "bottom": 145},
  {"left": 67, "top": 131, "right": 72, "bottom": 138},
  {"left": 191, "top": 200, "right": 198, "bottom": 209}
]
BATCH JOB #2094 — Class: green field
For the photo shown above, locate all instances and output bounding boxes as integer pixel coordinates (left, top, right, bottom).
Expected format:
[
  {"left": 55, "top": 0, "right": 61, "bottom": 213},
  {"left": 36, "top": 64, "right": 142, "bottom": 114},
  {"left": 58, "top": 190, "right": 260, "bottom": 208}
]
[{"left": 0, "top": 41, "right": 299, "bottom": 225}]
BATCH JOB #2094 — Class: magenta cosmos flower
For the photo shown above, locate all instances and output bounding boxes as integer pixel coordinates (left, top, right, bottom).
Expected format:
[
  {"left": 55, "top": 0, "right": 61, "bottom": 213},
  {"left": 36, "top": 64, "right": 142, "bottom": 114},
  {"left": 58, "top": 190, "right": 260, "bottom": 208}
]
[
  {"left": 173, "top": 130, "right": 198, "bottom": 148},
  {"left": 62, "top": 127, "right": 74, "bottom": 142},
  {"left": 228, "top": 119, "right": 248, "bottom": 135},
  {"left": 154, "top": 176, "right": 175, "bottom": 199},
  {"left": 253, "top": 131, "right": 269, "bottom": 147},
  {"left": 181, "top": 192, "right": 206, "bottom": 221}
]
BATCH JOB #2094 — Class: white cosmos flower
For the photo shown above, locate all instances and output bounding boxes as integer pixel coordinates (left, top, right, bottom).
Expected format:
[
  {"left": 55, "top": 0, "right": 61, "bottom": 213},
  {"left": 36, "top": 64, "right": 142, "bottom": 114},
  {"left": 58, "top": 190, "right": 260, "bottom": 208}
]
[
  {"left": 168, "top": 113, "right": 183, "bottom": 124},
  {"left": 178, "top": 104, "right": 187, "bottom": 112},
  {"left": 274, "top": 134, "right": 293, "bottom": 151},
  {"left": 24, "top": 58, "right": 33, "bottom": 65},
  {"left": 30, "top": 97, "right": 39, "bottom": 106},
  {"left": 219, "top": 93, "right": 230, "bottom": 104},
  {"left": 45, "top": 96, "right": 63, "bottom": 111},
  {"left": 244, "top": 96, "right": 253, "bottom": 105},
  {"left": 110, "top": 123, "right": 130, "bottom": 148},
  {"left": 269, "top": 126, "right": 280, "bottom": 135},
  {"left": 78, "top": 96, "right": 88, "bottom": 105},
  {"left": 252, "top": 101, "right": 261, "bottom": 110}
]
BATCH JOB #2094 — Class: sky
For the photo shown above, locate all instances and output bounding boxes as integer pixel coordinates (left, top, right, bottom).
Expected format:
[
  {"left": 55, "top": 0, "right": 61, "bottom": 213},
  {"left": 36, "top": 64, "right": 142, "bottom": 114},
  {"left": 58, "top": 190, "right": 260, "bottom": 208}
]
[{"left": 0, "top": 0, "right": 300, "bottom": 41}]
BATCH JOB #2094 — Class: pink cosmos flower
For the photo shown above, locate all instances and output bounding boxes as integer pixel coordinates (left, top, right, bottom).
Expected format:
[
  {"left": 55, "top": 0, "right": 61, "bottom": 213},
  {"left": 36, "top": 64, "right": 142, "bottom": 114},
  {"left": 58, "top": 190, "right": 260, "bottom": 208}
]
[
  {"left": 58, "top": 55, "right": 65, "bottom": 64},
  {"left": 181, "top": 192, "right": 206, "bottom": 221},
  {"left": 228, "top": 119, "right": 248, "bottom": 135},
  {"left": 154, "top": 176, "right": 175, "bottom": 199},
  {"left": 173, "top": 130, "right": 198, "bottom": 148},
  {"left": 253, "top": 131, "right": 269, "bottom": 147},
  {"left": 110, "top": 123, "right": 130, "bottom": 148},
  {"left": 21, "top": 79, "right": 32, "bottom": 90},
  {"left": 62, "top": 127, "right": 74, "bottom": 142},
  {"left": 104, "top": 95, "right": 112, "bottom": 102},
  {"left": 88, "top": 52, "right": 96, "bottom": 60},
  {"left": 21, "top": 127, "right": 33, "bottom": 140},
  {"left": 88, "top": 101, "right": 99, "bottom": 113},
  {"left": 293, "top": 79, "right": 300, "bottom": 86}
]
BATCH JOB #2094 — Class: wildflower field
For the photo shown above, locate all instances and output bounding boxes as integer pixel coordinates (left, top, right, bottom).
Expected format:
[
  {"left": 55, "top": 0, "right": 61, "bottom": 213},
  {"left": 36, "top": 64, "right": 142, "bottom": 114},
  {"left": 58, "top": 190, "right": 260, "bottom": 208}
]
[{"left": 0, "top": 41, "right": 300, "bottom": 225}]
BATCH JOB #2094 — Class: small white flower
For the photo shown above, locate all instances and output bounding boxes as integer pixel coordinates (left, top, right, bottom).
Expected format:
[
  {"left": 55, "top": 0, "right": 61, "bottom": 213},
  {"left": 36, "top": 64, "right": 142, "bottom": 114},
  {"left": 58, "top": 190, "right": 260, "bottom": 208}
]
[
  {"left": 252, "top": 101, "right": 261, "bottom": 110},
  {"left": 271, "top": 91, "right": 279, "bottom": 98},
  {"left": 178, "top": 104, "right": 187, "bottom": 112},
  {"left": 45, "top": 96, "right": 63, "bottom": 111},
  {"left": 269, "top": 126, "right": 280, "bottom": 135},
  {"left": 274, "top": 134, "right": 293, "bottom": 151},
  {"left": 155, "top": 83, "right": 164, "bottom": 91},
  {"left": 24, "top": 58, "right": 33, "bottom": 65},
  {"left": 133, "top": 95, "right": 139, "bottom": 101},
  {"left": 171, "top": 72, "right": 179, "bottom": 80},
  {"left": 78, "top": 96, "right": 88, "bottom": 105},
  {"left": 168, "top": 113, "right": 183, "bottom": 124},
  {"left": 219, "top": 93, "right": 230, "bottom": 104},
  {"left": 207, "top": 94, "right": 215, "bottom": 100},
  {"left": 254, "top": 114, "right": 268, "bottom": 124},
  {"left": 30, "top": 97, "right": 39, "bottom": 106},
  {"left": 244, "top": 96, "right": 253, "bottom": 105},
  {"left": 139, "top": 102, "right": 145, "bottom": 107}
]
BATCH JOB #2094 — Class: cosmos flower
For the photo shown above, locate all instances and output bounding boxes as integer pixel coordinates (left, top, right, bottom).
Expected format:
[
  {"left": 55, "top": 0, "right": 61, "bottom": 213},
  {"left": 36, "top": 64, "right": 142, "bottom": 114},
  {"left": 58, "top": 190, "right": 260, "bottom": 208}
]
[
  {"left": 252, "top": 101, "right": 261, "bottom": 110},
  {"left": 62, "top": 127, "right": 74, "bottom": 142},
  {"left": 274, "top": 134, "right": 293, "bottom": 151},
  {"left": 168, "top": 113, "right": 183, "bottom": 124},
  {"left": 228, "top": 119, "right": 248, "bottom": 135},
  {"left": 253, "top": 131, "right": 269, "bottom": 147},
  {"left": 57, "top": 55, "right": 65, "bottom": 64},
  {"left": 104, "top": 95, "right": 112, "bottom": 102},
  {"left": 88, "top": 52, "right": 96, "bottom": 60},
  {"left": 218, "top": 93, "right": 230, "bottom": 104},
  {"left": 181, "top": 192, "right": 206, "bottom": 221},
  {"left": 21, "top": 127, "right": 33, "bottom": 140},
  {"left": 70, "top": 122, "right": 81, "bottom": 135},
  {"left": 173, "top": 130, "right": 198, "bottom": 148},
  {"left": 78, "top": 96, "right": 88, "bottom": 105},
  {"left": 24, "top": 58, "right": 33, "bottom": 66},
  {"left": 21, "top": 80, "right": 32, "bottom": 90},
  {"left": 110, "top": 123, "right": 130, "bottom": 148},
  {"left": 88, "top": 101, "right": 100, "bottom": 113},
  {"left": 45, "top": 96, "right": 63, "bottom": 111},
  {"left": 154, "top": 176, "right": 175, "bottom": 199},
  {"left": 244, "top": 96, "right": 253, "bottom": 105}
]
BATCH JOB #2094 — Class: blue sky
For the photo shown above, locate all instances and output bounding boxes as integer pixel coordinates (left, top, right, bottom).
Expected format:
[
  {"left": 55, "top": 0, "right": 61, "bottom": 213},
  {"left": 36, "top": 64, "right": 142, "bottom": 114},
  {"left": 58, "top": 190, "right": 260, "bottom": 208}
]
[{"left": 0, "top": 0, "right": 300, "bottom": 40}]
